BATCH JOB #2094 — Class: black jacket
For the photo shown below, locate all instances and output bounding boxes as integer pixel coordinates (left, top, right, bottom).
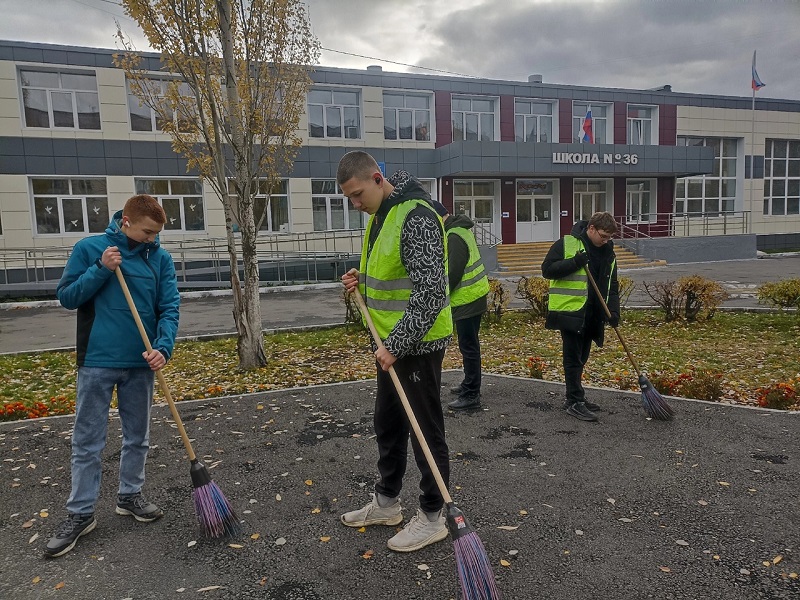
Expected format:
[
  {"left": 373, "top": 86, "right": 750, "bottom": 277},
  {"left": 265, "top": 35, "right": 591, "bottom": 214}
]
[
  {"left": 541, "top": 220, "right": 619, "bottom": 346},
  {"left": 444, "top": 213, "right": 488, "bottom": 321}
]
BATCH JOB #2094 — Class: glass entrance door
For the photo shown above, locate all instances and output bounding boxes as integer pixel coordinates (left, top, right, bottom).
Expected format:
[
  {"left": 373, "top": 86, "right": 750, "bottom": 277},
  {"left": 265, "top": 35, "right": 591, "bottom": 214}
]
[{"left": 453, "top": 180, "right": 498, "bottom": 239}]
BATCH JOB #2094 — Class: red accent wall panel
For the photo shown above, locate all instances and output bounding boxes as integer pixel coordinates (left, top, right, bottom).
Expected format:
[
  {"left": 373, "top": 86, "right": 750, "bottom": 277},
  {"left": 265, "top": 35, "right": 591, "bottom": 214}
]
[
  {"left": 500, "top": 177, "right": 516, "bottom": 244},
  {"left": 559, "top": 99, "right": 573, "bottom": 143},
  {"left": 614, "top": 177, "right": 626, "bottom": 217},
  {"left": 654, "top": 178, "right": 674, "bottom": 238},
  {"left": 659, "top": 104, "right": 677, "bottom": 146},
  {"left": 559, "top": 177, "right": 573, "bottom": 235},
  {"left": 435, "top": 91, "right": 452, "bottom": 147},
  {"left": 500, "top": 96, "right": 515, "bottom": 141},
  {"left": 440, "top": 177, "right": 454, "bottom": 213},
  {"left": 614, "top": 101, "right": 627, "bottom": 144}
]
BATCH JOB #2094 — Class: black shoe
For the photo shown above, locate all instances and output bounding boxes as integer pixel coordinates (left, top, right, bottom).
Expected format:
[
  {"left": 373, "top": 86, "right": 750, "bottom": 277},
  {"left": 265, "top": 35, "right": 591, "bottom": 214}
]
[
  {"left": 449, "top": 385, "right": 464, "bottom": 395},
  {"left": 115, "top": 493, "right": 164, "bottom": 522},
  {"left": 44, "top": 513, "right": 96, "bottom": 558},
  {"left": 448, "top": 394, "right": 482, "bottom": 410},
  {"left": 583, "top": 400, "right": 601, "bottom": 412},
  {"left": 565, "top": 402, "right": 598, "bottom": 422}
]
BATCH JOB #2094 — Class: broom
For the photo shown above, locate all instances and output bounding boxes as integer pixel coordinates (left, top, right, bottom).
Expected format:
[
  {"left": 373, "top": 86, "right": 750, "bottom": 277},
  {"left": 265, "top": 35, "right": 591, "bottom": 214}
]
[
  {"left": 584, "top": 267, "right": 674, "bottom": 421},
  {"left": 115, "top": 268, "right": 241, "bottom": 538},
  {"left": 350, "top": 284, "right": 501, "bottom": 600}
]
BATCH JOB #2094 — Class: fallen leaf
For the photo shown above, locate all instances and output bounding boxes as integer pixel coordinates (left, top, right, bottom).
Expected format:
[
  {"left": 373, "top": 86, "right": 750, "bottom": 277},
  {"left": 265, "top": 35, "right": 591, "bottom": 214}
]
[
  {"left": 259, "top": 578, "right": 267, "bottom": 586},
  {"left": 305, "top": 479, "right": 313, "bottom": 486},
  {"left": 713, "top": 555, "right": 720, "bottom": 560},
  {"left": 320, "top": 536, "right": 331, "bottom": 542},
  {"left": 275, "top": 537, "right": 287, "bottom": 546},
  {"left": 357, "top": 527, "right": 366, "bottom": 533},
  {"left": 197, "top": 586, "right": 223, "bottom": 592},
  {"left": 187, "top": 540, "right": 197, "bottom": 547},
  {"left": 497, "top": 525, "right": 519, "bottom": 531},
  {"left": 39, "top": 511, "right": 49, "bottom": 518},
  {"left": 500, "top": 559, "right": 511, "bottom": 567},
  {"left": 718, "top": 481, "right": 730, "bottom": 487},
  {"left": 698, "top": 500, "right": 708, "bottom": 506},
  {"left": 575, "top": 530, "right": 584, "bottom": 536},
  {"left": 773, "top": 555, "right": 783, "bottom": 565},
  {"left": 29, "top": 533, "right": 39, "bottom": 544},
  {"left": 417, "top": 564, "right": 429, "bottom": 571},
  {"left": 250, "top": 533, "right": 260, "bottom": 541},
  {"left": 607, "top": 498, "right": 616, "bottom": 506},
  {"left": 740, "top": 568, "right": 751, "bottom": 575},
  {"left": 619, "top": 518, "right": 633, "bottom": 523},
  {"left": 32, "top": 576, "right": 41, "bottom": 584},
  {"left": 789, "top": 572, "right": 798, "bottom": 579},
  {"left": 311, "top": 508, "right": 321, "bottom": 514},
  {"left": 659, "top": 566, "right": 671, "bottom": 573},
  {"left": 228, "top": 544, "right": 243, "bottom": 549},
  {"left": 519, "top": 510, "right": 528, "bottom": 516},
  {"left": 676, "top": 540, "right": 689, "bottom": 546},
  {"left": 55, "top": 582, "right": 65, "bottom": 590},
  {"left": 362, "top": 549, "right": 374, "bottom": 559},
  {"left": 275, "top": 494, "right": 281, "bottom": 501},
  {"left": 22, "top": 520, "right": 35, "bottom": 529}
]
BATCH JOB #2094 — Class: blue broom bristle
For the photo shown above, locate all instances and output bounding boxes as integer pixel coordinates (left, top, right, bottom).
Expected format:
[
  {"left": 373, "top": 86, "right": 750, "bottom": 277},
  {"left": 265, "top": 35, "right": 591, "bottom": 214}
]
[
  {"left": 192, "top": 480, "right": 241, "bottom": 538},
  {"left": 453, "top": 532, "right": 502, "bottom": 600},
  {"left": 639, "top": 375, "right": 674, "bottom": 421}
]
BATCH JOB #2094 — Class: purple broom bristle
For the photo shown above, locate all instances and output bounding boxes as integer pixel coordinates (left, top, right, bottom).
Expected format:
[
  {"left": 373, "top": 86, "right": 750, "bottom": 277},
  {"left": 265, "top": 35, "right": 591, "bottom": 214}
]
[
  {"left": 639, "top": 376, "right": 674, "bottom": 421},
  {"left": 453, "top": 532, "right": 501, "bottom": 600},
  {"left": 192, "top": 481, "right": 241, "bottom": 538}
]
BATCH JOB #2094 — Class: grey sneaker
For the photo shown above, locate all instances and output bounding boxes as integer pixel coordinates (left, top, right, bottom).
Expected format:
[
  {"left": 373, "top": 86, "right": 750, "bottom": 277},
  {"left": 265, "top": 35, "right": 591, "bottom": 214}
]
[
  {"left": 341, "top": 493, "right": 403, "bottom": 528},
  {"left": 387, "top": 508, "right": 448, "bottom": 552},
  {"left": 44, "top": 513, "right": 96, "bottom": 558},
  {"left": 566, "top": 401, "right": 598, "bottom": 422},
  {"left": 115, "top": 493, "right": 164, "bottom": 522}
]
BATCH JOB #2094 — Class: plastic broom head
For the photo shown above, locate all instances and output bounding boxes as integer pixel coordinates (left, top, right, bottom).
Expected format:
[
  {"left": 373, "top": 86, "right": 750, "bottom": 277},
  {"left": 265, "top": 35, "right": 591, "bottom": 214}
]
[
  {"left": 446, "top": 504, "right": 501, "bottom": 600},
  {"left": 639, "top": 375, "right": 674, "bottom": 421},
  {"left": 190, "top": 460, "right": 241, "bottom": 538}
]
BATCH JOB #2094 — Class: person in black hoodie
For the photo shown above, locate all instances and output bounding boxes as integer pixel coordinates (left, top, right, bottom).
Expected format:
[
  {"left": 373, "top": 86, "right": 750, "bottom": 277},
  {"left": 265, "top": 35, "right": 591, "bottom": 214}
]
[
  {"left": 541, "top": 212, "right": 619, "bottom": 422},
  {"left": 337, "top": 151, "right": 453, "bottom": 553}
]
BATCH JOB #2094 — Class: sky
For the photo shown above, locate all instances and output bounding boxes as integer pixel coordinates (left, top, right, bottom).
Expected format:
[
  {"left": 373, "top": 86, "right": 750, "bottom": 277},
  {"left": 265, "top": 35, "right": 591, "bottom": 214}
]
[{"left": 0, "top": 0, "right": 798, "bottom": 100}]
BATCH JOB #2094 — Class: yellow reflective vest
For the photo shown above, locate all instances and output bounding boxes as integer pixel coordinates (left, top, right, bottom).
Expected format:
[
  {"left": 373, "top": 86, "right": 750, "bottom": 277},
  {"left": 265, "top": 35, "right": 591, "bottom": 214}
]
[
  {"left": 547, "top": 236, "right": 615, "bottom": 315},
  {"left": 359, "top": 199, "right": 453, "bottom": 341},
  {"left": 448, "top": 227, "right": 490, "bottom": 307}
]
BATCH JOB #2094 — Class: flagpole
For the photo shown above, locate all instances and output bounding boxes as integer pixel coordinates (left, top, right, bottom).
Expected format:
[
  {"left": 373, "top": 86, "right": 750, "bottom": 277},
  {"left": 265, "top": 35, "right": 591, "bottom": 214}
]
[{"left": 750, "top": 85, "right": 756, "bottom": 210}]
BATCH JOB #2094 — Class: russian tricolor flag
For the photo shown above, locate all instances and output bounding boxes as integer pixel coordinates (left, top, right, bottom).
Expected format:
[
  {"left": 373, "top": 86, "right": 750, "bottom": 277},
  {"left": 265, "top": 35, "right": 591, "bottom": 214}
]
[
  {"left": 580, "top": 108, "right": 594, "bottom": 143},
  {"left": 752, "top": 50, "right": 765, "bottom": 91}
]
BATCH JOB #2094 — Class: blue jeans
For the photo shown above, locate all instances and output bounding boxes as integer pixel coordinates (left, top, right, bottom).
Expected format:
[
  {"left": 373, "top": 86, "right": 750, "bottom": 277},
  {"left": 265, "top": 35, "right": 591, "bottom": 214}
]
[{"left": 67, "top": 367, "right": 154, "bottom": 515}]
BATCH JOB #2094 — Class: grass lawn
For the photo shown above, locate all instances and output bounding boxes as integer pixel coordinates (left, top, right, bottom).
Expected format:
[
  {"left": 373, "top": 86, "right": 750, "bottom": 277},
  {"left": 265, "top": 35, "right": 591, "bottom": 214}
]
[{"left": 2, "top": 310, "right": 799, "bottom": 421}]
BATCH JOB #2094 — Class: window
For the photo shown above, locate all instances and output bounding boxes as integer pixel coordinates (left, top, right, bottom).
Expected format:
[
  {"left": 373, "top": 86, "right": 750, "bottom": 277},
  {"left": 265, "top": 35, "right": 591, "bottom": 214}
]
[
  {"left": 308, "top": 88, "right": 360, "bottom": 139},
  {"left": 514, "top": 100, "right": 553, "bottom": 142},
  {"left": 127, "top": 78, "right": 196, "bottom": 132},
  {"left": 454, "top": 180, "right": 496, "bottom": 224},
  {"left": 312, "top": 180, "right": 363, "bottom": 231},
  {"left": 573, "top": 179, "right": 611, "bottom": 220},
  {"left": 572, "top": 103, "right": 609, "bottom": 144},
  {"left": 626, "top": 179, "right": 655, "bottom": 223},
  {"left": 31, "top": 178, "right": 109, "bottom": 235},
  {"left": 675, "top": 137, "right": 737, "bottom": 216},
  {"left": 20, "top": 69, "right": 100, "bottom": 130},
  {"left": 228, "top": 179, "right": 290, "bottom": 233},
  {"left": 383, "top": 92, "right": 432, "bottom": 141},
  {"left": 135, "top": 179, "right": 205, "bottom": 231},
  {"left": 451, "top": 96, "right": 497, "bottom": 142},
  {"left": 763, "top": 140, "right": 800, "bottom": 217},
  {"left": 627, "top": 105, "right": 656, "bottom": 145}
]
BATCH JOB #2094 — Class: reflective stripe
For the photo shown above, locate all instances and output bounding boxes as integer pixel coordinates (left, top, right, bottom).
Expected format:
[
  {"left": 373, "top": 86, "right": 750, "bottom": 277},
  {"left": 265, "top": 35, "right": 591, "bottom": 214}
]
[
  {"left": 560, "top": 272, "right": 587, "bottom": 283},
  {"left": 549, "top": 287, "right": 585, "bottom": 297},
  {"left": 365, "top": 275, "right": 412, "bottom": 292},
  {"left": 453, "top": 268, "right": 487, "bottom": 292}
]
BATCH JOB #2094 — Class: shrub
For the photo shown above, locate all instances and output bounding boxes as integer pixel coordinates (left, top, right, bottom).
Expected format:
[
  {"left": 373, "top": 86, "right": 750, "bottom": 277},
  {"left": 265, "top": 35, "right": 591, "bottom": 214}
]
[
  {"left": 643, "top": 275, "right": 729, "bottom": 322},
  {"left": 484, "top": 278, "right": 511, "bottom": 324},
  {"left": 618, "top": 275, "right": 635, "bottom": 308},
  {"left": 1, "top": 395, "right": 76, "bottom": 422},
  {"left": 341, "top": 288, "right": 363, "bottom": 326},
  {"left": 757, "top": 278, "right": 800, "bottom": 311},
  {"left": 755, "top": 381, "right": 798, "bottom": 410},
  {"left": 647, "top": 367, "right": 724, "bottom": 401},
  {"left": 515, "top": 276, "right": 549, "bottom": 319},
  {"left": 527, "top": 356, "right": 548, "bottom": 379}
]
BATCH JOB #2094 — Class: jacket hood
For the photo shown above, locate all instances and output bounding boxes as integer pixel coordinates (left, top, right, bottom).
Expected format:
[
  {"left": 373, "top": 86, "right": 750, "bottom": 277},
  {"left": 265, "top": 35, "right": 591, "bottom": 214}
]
[
  {"left": 571, "top": 219, "right": 614, "bottom": 256},
  {"left": 105, "top": 210, "right": 161, "bottom": 250},
  {"left": 571, "top": 220, "right": 588, "bottom": 237},
  {"left": 445, "top": 213, "right": 475, "bottom": 230},
  {"left": 377, "top": 170, "right": 433, "bottom": 218}
]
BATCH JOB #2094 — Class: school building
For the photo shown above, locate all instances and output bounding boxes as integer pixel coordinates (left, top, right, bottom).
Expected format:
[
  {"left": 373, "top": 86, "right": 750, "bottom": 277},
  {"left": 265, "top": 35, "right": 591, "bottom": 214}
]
[{"left": 1, "top": 40, "right": 799, "bottom": 290}]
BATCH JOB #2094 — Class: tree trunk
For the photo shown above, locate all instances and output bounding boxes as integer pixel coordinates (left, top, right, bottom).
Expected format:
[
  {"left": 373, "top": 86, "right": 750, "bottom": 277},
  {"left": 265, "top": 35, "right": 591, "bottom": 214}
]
[{"left": 218, "top": 0, "right": 267, "bottom": 369}]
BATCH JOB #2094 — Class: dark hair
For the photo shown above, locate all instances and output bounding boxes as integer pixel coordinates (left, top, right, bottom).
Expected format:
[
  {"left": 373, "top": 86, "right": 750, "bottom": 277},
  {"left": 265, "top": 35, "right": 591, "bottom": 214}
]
[
  {"left": 123, "top": 194, "right": 167, "bottom": 225},
  {"left": 588, "top": 211, "right": 617, "bottom": 234},
  {"left": 336, "top": 151, "right": 379, "bottom": 185}
]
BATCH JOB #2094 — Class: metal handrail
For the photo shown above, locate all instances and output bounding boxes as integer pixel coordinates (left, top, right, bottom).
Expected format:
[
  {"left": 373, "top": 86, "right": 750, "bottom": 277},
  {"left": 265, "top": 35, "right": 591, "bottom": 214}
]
[{"left": 615, "top": 211, "right": 752, "bottom": 238}]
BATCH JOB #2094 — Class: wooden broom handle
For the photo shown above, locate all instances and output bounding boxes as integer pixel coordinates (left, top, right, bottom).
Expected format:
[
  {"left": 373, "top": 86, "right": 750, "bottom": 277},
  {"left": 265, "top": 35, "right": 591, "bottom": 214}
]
[
  {"left": 349, "top": 280, "right": 453, "bottom": 505},
  {"left": 115, "top": 268, "right": 196, "bottom": 461},
  {"left": 584, "top": 266, "right": 642, "bottom": 376}
]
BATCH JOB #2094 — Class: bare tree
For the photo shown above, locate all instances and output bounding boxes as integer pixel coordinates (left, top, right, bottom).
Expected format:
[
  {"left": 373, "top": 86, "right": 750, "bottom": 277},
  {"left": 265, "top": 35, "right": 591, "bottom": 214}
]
[{"left": 116, "top": 0, "right": 319, "bottom": 368}]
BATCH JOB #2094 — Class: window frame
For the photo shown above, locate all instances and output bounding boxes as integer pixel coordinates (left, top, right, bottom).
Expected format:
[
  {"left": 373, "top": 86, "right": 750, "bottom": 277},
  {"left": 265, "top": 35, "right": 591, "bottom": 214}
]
[
  {"left": 514, "top": 99, "right": 555, "bottom": 143},
  {"left": 307, "top": 87, "right": 362, "bottom": 140},
  {"left": 30, "top": 177, "right": 109, "bottom": 236},
  {"left": 675, "top": 136, "right": 738, "bottom": 217},
  {"left": 311, "top": 179, "right": 364, "bottom": 231},
  {"left": 134, "top": 178, "right": 206, "bottom": 232},
  {"left": 573, "top": 179, "right": 613, "bottom": 220},
  {"left": 763, "top": 139, "right": 800, "bottom": 217},
  {"left": 572, "top": 102, "right": 611, "bottom": 144},
  {"left": 625, "top": 178, "right": 656, "bottom": 223},
  {"left": 227, "top": 179, "right": 291, "bottom": 234},
  {"left": 627, "top": 104, "right": 658, "bottom": 145},
  {"left": 19, "top": 67, "right": 101, "bottom": 130},
  {"left": 127, "top": 77, "right": 196, "bottom": 133},
  {"left": 382, "top": 91, "right": 434, "bottom": 142},
  {"left": 451, "top": 95, "right": 499, "bottom": 142}
]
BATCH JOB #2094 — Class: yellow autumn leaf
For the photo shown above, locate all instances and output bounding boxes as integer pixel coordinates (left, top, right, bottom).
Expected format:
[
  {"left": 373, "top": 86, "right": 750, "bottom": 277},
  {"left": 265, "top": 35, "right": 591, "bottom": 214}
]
[
  {"left": 500, "top": 559, "right": 511, "bottom": 567},
  {"left": 55, "top": 582, "right": 65, "bottom": 589},
  {"left": 762, "top": 561, "right": 771, "bottom": 567},
  {"left": 773, "top": 555, "right": 783, "bottom": 565},
  {"left": 311, "top": 508, "right": 321, "bottom": 514},
  {"left": 718, "top": 481, "right": 730, "bottom": 487},
  {"left": 305, "top": 479, "right": 313, "bottom": 486},
  {"left": 713, "top": 555, "right": 720, "bottom": 560},
  {"left": 357, "top": 527, "right": 366, "bottom": 533},
  {"left": 362, "top": 549, "right": 374, "bottom": 559},
  {"left": 320, "top": 536, "right": 331, "bottom": 542},
  {"left": 789, "top": 572, "right": 798, "bottom": 579},
  {"left": 519, "top": 510, "right": 528, "bottom": 516},
  {"left": 39, "top": 511, "right": 49, "bottom": 518},
  {"left": 659, "top": 566, "right": 671, "bottom": 573},
  {"left": 32, "top": 576, "right": 41, "bottom": 584},
  {"left": 228, "top": 543, "right": 244, "bottom": 549},
  {"left": 250, "top": 533, "right": 260, "bottom": 540},
  {"left": 256, "top": 405, "right": 264, "bottom": 410}
]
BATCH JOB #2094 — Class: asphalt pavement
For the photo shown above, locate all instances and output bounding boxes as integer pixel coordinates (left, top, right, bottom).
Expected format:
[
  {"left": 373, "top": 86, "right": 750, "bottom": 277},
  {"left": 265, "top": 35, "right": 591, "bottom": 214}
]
[{"left": 1, "top": 254, "right": 799, "bottom": 355}]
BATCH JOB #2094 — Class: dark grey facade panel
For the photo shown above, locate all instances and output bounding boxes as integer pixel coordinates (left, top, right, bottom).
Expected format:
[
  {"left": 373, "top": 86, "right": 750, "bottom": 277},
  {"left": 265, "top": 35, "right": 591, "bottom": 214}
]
[
  {"left": 0, "top": 45, "right": 12, "bottom": 60},
  {"left": 156, "top": 142, "right": 177, "bottom": 159},
  {"left": 499, "top": 156, "right": 517, "bottom": 172},
  {"left": 12, "top": 46, "right": 44, "bottom": 63},
  {"left": 106, "top": 157, "right": 133, "bottom": 176},
  {"left": 157, "top": 159, "right": 180, "bottom": 176},
  {"left": 131, "top": 141, "right": 157, "bottom": 159},
  {"left": 290, "top": 161, "right": 310, "bottom": 178},
  {"left": 25, "top": 155, "right": 55, "bottom": 173},
  {"left": 340, "top": 73, "right": 361, "bottom": 85},
  {"left": 131, "top": 157, "right": 160, "bottom": 175},
  {"left": 307, "top": 146, "right": 330, "bottom": 163},
  {"left": 105, "top": 140, "right": 132, "bottom": 158},
  {"left": 481, "top": 157, "right": 500, "bottom": 172},
  {"left": 77, "top": 157, "right": 106, "bottom": 174},
  {"left": 328, "top": 146, "right": 348, "bottom": 165},
  {"left": 54, "top": 156, "right": 79, "bottom": 174},
  {"left": 78, "top": 139, "right": 106, "bottom": 158},
  {"left": 384, "top": 148, "right": 404, "bottom": 164},
  {"left": 22, "top": 137, "right": 53, "bottom": 156},
  {"left": 1, "top": 155, "right": 25, "bottom": 174},
  {"left": 0, "top": 137, "right": 24, "bottom": 156},
  {"left": 52, "top": 138, "right": 77, "bottom": 157}
]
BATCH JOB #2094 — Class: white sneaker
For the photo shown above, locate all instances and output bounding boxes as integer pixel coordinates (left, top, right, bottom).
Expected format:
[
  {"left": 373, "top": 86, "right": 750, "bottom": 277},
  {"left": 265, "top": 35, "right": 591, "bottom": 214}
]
[
  {"left": 387, "top": 508, "right": 448, "bottom": 552},
  {"left": 341, "top": 493, "right": 403, "bottom": 528}
]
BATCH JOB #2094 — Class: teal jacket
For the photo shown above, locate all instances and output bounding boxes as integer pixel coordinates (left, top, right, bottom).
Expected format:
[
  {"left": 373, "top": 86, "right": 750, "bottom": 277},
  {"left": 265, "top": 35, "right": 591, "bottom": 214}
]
[{"left": 57, "top": 211, "right": 180, "bottom": 367}]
